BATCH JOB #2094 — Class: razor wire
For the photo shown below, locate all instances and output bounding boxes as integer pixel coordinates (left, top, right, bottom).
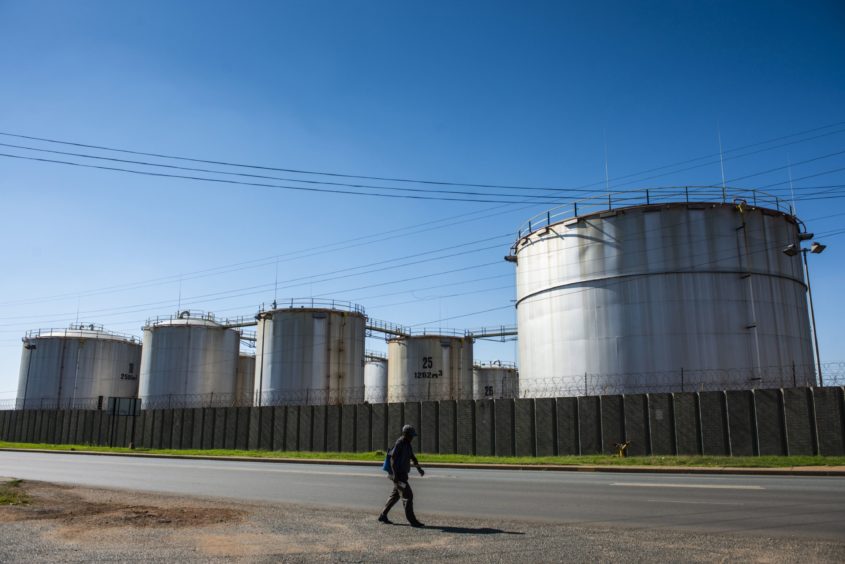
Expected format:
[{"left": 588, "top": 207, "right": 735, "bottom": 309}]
[{"left": 1, "top": 361, "right": 842, "bottom": 411}]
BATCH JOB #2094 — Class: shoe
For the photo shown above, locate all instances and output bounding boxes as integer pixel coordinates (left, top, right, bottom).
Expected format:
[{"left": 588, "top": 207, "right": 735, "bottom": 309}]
[
  {"left": 378, "top": 514, "right": 392, "bottom": 524},
  {"left": 409, "top": 521, "right": 425, "bottom": 528}
]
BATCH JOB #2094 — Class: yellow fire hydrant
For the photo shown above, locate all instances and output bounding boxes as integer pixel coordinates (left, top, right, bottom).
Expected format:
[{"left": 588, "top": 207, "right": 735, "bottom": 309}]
[{"left": 614, "top": 441, "right": 630, "bottom": 458}]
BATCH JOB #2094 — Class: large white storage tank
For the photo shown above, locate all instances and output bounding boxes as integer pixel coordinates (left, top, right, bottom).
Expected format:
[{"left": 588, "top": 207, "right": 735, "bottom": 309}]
[
  {"left": 364, "top": 352, "right": 388, "bottom": 404},
  {"left": 472, "top": 361, "right": 518, "bottom": 400},
  {"left": 16, "top": 323, "right": 142, "bottom": 410},
  {"left": 139, "top": 311, "right": 240, "bottom": 408},
  {"left": 512, "top": 188, "right": 816, "bottom": 396},
  {"left": 254, "top": 300, "right": 366, "bottom": 405},
  {"left": 387, "top": 334, "right": 473, "bottom": 402}
]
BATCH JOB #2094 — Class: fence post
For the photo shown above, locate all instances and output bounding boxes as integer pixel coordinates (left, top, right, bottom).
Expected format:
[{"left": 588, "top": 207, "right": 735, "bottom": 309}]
[
  {"left": 792, "top": 362, "right": 796, "bottom": 388},
  {"left": 584, "top": 373, "right": 588, "bottom": 396},
  {"left": 681, "top": 367, "right": 684, "bottom": 392}
]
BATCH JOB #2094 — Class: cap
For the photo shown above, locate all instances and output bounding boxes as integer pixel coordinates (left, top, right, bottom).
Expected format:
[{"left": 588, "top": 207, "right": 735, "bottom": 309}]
[{"left": 402, "top": 424, "right": 417, "bottom": 437}]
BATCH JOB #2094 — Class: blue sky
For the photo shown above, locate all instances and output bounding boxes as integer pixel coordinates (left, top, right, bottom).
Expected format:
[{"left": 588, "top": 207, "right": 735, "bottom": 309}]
[{"left": 0, "top": 0, "right": 843, "bottom": 398}]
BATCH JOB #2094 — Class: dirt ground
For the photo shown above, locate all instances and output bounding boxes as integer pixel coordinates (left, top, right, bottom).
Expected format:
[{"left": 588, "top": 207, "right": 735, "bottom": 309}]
[{"left": 1, "top": 479, "right": 843, "bottom": 563}]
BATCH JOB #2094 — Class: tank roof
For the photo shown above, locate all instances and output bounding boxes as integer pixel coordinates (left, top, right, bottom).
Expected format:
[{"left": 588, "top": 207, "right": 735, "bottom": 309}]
[
  {"left": 258, "top": 298, "right": 366, "bottom": 316},
  {"left": 514, "top": 186, "right": 795, "bottom": 247},
  {"left": 144, "top": 310, "right": 232, "bottom": 329},
  {"left": 24, "top": 323, "right": 141, "bottom": 344}
]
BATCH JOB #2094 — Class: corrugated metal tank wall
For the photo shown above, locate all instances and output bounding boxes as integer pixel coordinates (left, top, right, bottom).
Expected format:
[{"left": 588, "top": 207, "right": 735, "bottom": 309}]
[
  {"left": 387, "top": 336, "right": 473, "bottom": 402},
  {"left": 254, "top": 306, "right": 366, "bottom": 405},
  {"left": 472, "top": 362, "right": 518, "bottom": 400},
  {"left": 514, "top": 202, "right": 815, "bottom": 396},
  {"left": 139, "top": 314, "right": 240, "bottom": 408},
  {"left": 16, "top": 325, "right": 142, "bottom": 409},
  {"left": 364, "top": 355, "right": 388, "bottom": 403}
]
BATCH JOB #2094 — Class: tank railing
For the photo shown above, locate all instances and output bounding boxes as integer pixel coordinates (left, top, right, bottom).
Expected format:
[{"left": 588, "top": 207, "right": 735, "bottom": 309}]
[
  {"left": 220, "top": 315, "right": 258, "bottom": 329},
  {"left": 3, "top": 362, "right": 842, "bottom": 411},
  {"left": 404, "top": 327, "right": 467, "bottom": 338},
  {"left": 68, "top": 322, "right": 104, "bottom": 332},
  {"left": 365, "top": 349, "right": 388, "bottom": 360},
  {"left": 258, "top": 298, "right": 366, "bottom": 315},
  {"left": 474, "top": 360, "right": 518, "bottom": 369},
  {"left": 24, "top": 325, "right": 142, "bottom": 343},
  {"left": 369, "top": 324, "right": 476, "bottom": 339},
  {"left": 366, "top": 318, "right": 410, "bottom": 337},
  {"left": 514, "top": 186, "right": 793, "bottom": 245},
  {"left": 144, "top": 310, "right": 231, "bottom": 328},
  {"left": 238, "top": 329, "right": 257, "bottom": 342},
  {"left": 465, "top": 325, "right": 518, "bottom": 339}
]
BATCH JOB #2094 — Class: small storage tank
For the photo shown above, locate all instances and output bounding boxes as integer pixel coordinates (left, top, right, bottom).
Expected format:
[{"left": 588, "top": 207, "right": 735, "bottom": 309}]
[
  {"left": 139, "top": 311, "right": 240, "bottom": 409},
  {"left": 364, "top": 352, "right": 388, "bottom": 404},
  {"left": 387, "top": 334, "right": 473, "bottom": 402},
  {"left": 16, "top": 323, "right": 142, "bottom": 410},
  {"left": 236, "top": 353, "right": 256, "bottom": 406},
  {"left": 512, "top": 188, "right": 816, "bottom": 396},
  {"left": 473, "top": 361, "right": 518, "bottom": 400},
  {"left": 254, "top": 300, "right": 366, "bottom": 405}
]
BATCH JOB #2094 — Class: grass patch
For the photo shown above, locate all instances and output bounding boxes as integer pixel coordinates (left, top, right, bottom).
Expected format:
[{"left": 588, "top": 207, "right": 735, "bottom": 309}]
[
  {"left": 0, "top": 479, "right": 30, "bottom": 506},
  {"left": 1, "top": 441, "right": 843, "bottom": 468}
]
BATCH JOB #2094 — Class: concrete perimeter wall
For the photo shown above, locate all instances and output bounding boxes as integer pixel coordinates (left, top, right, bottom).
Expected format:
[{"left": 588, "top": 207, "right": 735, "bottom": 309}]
[{"left": 1, "top": 387, "right": 843, "bottom": 457}]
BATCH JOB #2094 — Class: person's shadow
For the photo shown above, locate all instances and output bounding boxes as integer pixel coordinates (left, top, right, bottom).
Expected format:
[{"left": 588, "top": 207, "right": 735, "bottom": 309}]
[{"left": 396, "top": 524, "right": 524, "bottom": 535}]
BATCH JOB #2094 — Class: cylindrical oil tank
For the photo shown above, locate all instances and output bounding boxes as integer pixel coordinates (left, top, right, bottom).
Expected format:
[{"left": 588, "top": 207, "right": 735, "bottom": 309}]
[
  {"left": 387, "top": 334, "right": 473, "bottom": 402},
  {"left": 139, "top": 311, "right": 240, "bottom": 408},
  {"left": 364, "top": 352, "right": 388, "bottom": 404},
  {"left": 472, "top": 361, "right": 518, "bottom": 400},
  {"left": 513, "top": 195, "right": 816, "bottom": 396},
  {"left": 236, "top": 353, "right": 256, "bottom": 406},
  {"left": 16, "top": 323, "right": 142, "bottom": 410},
  {"left": 254, "top": 301, "right": 366, "bottom": 405}
]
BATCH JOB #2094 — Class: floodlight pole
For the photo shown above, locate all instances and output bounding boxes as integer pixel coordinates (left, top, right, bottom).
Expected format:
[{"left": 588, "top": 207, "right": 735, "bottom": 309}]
[
  {"left": 22, "top": 342, "right": 36, "bottom": 410},
  {"left": 801, "top": 249, "right": 823, "bottom": 386}
]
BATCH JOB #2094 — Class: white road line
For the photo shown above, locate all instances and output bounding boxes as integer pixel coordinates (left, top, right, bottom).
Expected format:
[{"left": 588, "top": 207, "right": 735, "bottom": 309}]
[
  {"left": 646, "top": 499, "right": 744, "bottom": 505},
  {"left": 612, "top": 482, "right": 763, "bottom": 490}
]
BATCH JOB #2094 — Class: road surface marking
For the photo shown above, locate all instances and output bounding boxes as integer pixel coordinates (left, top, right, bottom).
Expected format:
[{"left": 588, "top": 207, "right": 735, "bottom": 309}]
[
  {"left": 612, "top": 482, "right": 763, "bottom": 490},
  {"left": 646, "top": 498, "right": 744, "bottom": 505}
]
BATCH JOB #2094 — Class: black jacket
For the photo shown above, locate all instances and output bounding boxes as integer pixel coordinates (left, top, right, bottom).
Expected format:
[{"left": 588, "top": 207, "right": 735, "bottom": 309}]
[{"left": 389, "top": 436, "right": 417, "bottom": 481}]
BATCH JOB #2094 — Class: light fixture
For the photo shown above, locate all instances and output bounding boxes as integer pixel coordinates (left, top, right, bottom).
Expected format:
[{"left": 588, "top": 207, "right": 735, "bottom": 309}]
[
  {"left": 798, "top": 232, "right": 815, "bottom": 241},
  {"left": 782, "top": 244, "right": 799, "bottom": 256},
  {"left": 810, "top": 242, "right": 827, "bottom": 254}
]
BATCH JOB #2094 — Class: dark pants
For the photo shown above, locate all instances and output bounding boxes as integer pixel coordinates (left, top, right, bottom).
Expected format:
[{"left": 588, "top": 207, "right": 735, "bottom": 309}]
[{"left": 381, "top": 479, "right": 419, "bottom": 523}]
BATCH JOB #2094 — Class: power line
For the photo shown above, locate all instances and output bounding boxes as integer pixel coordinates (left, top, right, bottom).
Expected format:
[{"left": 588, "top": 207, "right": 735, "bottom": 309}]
[
  {"left": 0, "top": 141, "right": 594, "bottom": 197},
  {"left": 725, "top": 150, "right": 845, "bottom": 183},
  {"left": 0, "top": 152, "right": 568, "bottom": 204},
  {"left": 2, "top": 119, "right": 843, "bottom": 190},
  {"left": 5, "top": 208, "right": 842, "bottom": 332},
  {"left": 2, "top": 125, "right": 842, "bottom": 315}
]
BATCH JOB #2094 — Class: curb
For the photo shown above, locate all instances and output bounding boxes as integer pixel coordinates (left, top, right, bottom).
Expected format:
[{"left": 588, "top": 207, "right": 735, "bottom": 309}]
[{"left": 2, "top": 448, "right": 844, "bottom": 477}]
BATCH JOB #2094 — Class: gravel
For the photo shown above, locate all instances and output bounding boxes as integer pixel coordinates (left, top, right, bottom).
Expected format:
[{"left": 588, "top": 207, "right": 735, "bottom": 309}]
[{"left": 0, "top": 480, "right": 843, "bottom": 562}]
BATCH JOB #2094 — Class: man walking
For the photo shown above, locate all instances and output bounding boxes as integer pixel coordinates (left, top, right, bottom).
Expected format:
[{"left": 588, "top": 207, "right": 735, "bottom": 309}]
[{"left": 379, "top": 424, "right": 425, "bottom": 527}]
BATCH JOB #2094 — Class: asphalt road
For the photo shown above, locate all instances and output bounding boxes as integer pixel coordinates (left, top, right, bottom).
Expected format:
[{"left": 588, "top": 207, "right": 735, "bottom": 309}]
[{"left": 1, "top": 451, "right": 843, "bottom": 541}]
